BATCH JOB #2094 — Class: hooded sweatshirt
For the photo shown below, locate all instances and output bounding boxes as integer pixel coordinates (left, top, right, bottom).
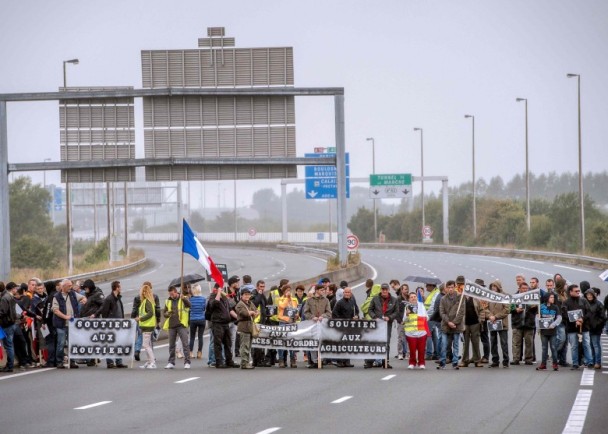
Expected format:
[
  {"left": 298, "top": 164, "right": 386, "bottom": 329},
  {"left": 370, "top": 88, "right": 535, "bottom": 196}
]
[{"left": 584, "top": 289, "right": 606, "bottom": 335}]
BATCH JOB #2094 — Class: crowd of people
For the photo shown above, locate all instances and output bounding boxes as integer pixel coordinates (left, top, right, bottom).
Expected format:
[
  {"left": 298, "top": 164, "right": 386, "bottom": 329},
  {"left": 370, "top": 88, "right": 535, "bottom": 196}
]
[{"left": 0, "top": 272, "right": 606, "bottom": 372}]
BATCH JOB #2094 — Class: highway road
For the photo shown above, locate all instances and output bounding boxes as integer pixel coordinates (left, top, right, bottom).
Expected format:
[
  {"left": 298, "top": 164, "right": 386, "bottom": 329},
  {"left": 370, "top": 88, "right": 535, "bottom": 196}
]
[{"left": 1, "top": 246, "right": 606, "bottom": 434}]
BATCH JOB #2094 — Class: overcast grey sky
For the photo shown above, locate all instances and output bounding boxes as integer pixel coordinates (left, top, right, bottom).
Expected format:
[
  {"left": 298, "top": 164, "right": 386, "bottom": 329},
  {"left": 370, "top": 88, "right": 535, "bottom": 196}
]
[{"left": 2, "top": 0, "right": 607, "bottom": 207}]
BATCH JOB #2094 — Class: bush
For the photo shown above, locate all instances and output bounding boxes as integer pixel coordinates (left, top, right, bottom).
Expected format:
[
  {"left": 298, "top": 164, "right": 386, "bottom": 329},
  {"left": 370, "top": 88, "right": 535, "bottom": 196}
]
[
  {"left": 11, "top": 235, "right": 59, "bottom": 269},
  {"left": 81, "top": 238, "right": 109, "bottom": 266}
]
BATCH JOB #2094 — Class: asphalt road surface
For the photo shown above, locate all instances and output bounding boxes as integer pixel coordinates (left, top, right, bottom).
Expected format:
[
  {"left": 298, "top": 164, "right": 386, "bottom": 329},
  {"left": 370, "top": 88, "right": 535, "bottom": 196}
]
[{"left": 1, "top": 246, "right": 606, "bottom": 434}]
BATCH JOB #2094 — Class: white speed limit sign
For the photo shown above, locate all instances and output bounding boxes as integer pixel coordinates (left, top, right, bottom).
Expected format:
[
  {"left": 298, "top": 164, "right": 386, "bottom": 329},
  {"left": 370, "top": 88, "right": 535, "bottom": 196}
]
[{"left": 346, "top": 234, "right": 360, "bottom": 251}]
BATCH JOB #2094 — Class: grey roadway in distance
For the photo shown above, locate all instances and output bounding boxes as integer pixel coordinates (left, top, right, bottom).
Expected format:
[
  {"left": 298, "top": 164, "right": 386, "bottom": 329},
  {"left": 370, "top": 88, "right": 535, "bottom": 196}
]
[{"left": 0, "top": 246, "right": 605, "bottom": 434}]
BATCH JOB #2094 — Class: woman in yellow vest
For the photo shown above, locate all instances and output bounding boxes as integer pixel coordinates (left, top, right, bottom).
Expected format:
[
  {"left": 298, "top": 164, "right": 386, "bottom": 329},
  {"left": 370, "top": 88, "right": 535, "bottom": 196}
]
[
  {"left": 135, "top": 284, "right": 157, "bottom": 369},
  {"left": 403, "top": 291, "right": 428, "bottom": 370},
  {"left": 277, "top": 284, "right": 299, "bottom": 368}
]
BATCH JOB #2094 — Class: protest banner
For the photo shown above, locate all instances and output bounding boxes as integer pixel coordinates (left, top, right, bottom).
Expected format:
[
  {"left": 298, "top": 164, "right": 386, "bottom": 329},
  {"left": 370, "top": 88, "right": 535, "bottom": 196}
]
[
  {"left": 252, "top": 319, "right": 389, "bottom": 359},
  {"left": 320, "top": 319, "right": 388, "bottom": 360},
  {"left": 464, "top": 282, "right": 540, "bottom": 305},
  {"left": 68, "top": 318, "right": 137, "bottom": 360},
  {"left": 251, "top": 320, "right": 320, "bottom": 351}
]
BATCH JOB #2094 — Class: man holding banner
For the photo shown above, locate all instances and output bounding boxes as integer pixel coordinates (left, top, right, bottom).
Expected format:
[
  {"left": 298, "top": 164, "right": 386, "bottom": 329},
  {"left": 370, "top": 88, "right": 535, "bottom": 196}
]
[
  {"left": 438, "top": 280, "right": 464, "bottom": 370},
  {"left": 478, "top": 280, "right": 511, "bottom": 368}
]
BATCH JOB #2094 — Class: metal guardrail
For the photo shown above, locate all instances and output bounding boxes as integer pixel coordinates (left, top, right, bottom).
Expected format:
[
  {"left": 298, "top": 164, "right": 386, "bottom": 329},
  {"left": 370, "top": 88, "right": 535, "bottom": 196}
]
[
  {"left": 360, "top": 243, "right": 608, "bottom": 270},
  {"left": 55, "top": 258, "right": 148, "bottom": 283}
]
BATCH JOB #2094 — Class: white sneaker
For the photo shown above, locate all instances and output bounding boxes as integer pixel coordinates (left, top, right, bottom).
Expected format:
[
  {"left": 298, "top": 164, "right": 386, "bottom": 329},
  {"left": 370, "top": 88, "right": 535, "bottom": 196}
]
[
  {"left": 408, "top": 364, "right": 415, "bottom": 370},
  {"left": 139, "top": 362, "right": 149, "bottom": 369},
  {"left": 184, "top": 363, "right": 191, "bottom": 369},
  {"left": 398, "top": 354, "right": 404, "bottom": 360},
  {"left": 146, "top": 363, "right": 157, "bottom": 369},
  {"left": 164, "top": 363, "right": 175, "bottom": 369},
  {"left": 419, "top": 365, "right": 426, "bottom": 370}
]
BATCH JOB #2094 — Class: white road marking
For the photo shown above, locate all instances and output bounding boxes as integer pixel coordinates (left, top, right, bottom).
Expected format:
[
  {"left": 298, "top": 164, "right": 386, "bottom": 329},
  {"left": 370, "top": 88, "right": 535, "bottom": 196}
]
[
  {"left": 331, "top": 396, "right": 353, "bottom": 404},
  {"left": 352, "top": 261, "right": 377, "bottom": 290},
  {"left": 141, "top": 262, "right": 164, "bottom": 277},
  {"left": 381, "top": 375, "right": 396, "bottom": 381},
  {"left": 256, "top": 428, "right": 281, "bottom": 434},
  {"left": 580, "top": 370, "right": 594, "bottom": 386},
  {"left": 175, "top": 377, "right": 200, "bottom": 384},
  {"left": 562, "top": 389, "right": 592, "bottom": 434},
  {"left": 512, "top": 258, "right": 545, "bottom": 264},
  {"left": 554, "top": 265, "right": 590, "bottom": 273},
  {"left": 0, "top": 367, "right": 55, "bottom": 381},
  {"left": 74, "top": 401, "right": 112, "bottom": 410}
]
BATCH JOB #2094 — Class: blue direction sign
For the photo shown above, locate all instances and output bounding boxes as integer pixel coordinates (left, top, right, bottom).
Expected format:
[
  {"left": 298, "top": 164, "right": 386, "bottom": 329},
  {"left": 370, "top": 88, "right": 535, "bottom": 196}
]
[
  {"left": 305, "top": 152, "right": 350, "bottom": 199},
  {"left": 54, "top": 187, "right": 63, "bottom": 211}
]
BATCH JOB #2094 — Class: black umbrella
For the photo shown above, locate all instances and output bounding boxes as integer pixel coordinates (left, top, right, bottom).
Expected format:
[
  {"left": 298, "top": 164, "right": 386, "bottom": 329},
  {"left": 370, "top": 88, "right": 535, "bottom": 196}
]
[
  {"left": 403, "top": 276, "right": 442, "bottom": 286},
  {"left": 169, "top": 273, "right": 205, "bottom": 288}
]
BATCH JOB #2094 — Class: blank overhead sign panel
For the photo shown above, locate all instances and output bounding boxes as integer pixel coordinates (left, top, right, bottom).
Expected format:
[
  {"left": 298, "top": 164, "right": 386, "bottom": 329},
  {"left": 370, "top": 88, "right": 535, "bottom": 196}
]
[
  {"left": 60, "top": 87, "right": 135, "bottom": 183},
  {"left": 141, "top": 27, "right": 297, "bottom": 181}
]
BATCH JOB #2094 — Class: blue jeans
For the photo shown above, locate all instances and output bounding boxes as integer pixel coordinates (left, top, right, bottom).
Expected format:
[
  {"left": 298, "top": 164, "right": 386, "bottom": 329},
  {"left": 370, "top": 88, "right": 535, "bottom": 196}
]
[
  {"left": 189, "top": 320, "right": 206, "bottom": 353},
  {"left": 2, "top": 324, "right": 18, "bottom": 369},
  {"left": 540, "top": 334, "right": 558, "bottom": 365},
  {"left": 426, "top": 321, "right": 439, "bottom": 357},
  {"left": 589, "top": 334, "right": 602, "bottom": 365},
  {"left": 44, "top": 328, "right": 58, "bottom": 366},
  {"left": 440, "top": 332, "right": 461, "bottom": 366},
  {"left": 134, "top": 327, "right": 142, "bottom": 352},
  {"left": 56, "top": 327, "right": 67, "bottom": 366},
  {"left": 567, "top": 332, "right": 592, "bottom": 367}
]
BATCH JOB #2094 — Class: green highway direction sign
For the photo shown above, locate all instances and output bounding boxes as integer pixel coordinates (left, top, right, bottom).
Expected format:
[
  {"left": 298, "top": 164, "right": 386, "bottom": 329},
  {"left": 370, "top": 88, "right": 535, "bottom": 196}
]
[{"left": 369, "top": 173, "right": 412, "bottom": 198}]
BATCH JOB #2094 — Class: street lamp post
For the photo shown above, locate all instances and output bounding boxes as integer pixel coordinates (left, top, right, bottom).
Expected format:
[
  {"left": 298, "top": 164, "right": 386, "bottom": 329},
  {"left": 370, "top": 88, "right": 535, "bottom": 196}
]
[
  {"left": 413, "top": 128, "right": 425, "bottom": 232},
  {"left": 567, "top": 73, "right": 585, "bottom": 253},
  {"left": 366, "top": 137, "right": 377, "bottom": 242},
  {"left": 464, "top": 115, "right": 477, "bottom": 239},
  {"left": 516, "top": 98, "right": 530, "bottom": 231},
  {"left": 63, "top": 58, "right": 78, "bottom": 274}
]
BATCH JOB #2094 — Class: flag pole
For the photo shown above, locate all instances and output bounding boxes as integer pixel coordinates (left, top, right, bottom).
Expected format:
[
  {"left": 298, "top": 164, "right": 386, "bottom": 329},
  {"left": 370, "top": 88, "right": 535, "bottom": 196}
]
[{"left": 180, "top": 219, "right": 185, "bottom": 293}]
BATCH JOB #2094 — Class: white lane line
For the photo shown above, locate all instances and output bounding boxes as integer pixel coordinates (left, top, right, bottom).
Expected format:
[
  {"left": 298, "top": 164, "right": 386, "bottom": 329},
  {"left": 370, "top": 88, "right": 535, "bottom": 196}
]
[
  {"left": 140, "top": 262, "right": 164, "bottom": 277},
  {"left": 74, "top": 401, "right": 112, "bottom": 410},
  {"left": 155, "top": 343, "right": 169, "bottom": 349},
  {"left": 0, "top": 367, "right": 55, "bottom": 381},
  {"left": 562, "top": 389, "right": 592, "bottom": 434},
  {"left": 580, "top": 370, "right": 594, "bottom": 386},
  {"left": 331, "top": 396, "right": 353, "bottom": 404},
  {"left": 352, "top": 261, "right": 377, "bottom": 290},
  {"left": 381, "top": 374, "right": 396, "bottom": 381},
  {"left": 554, "top": 264, "right": 590, "bottom": 273},
  {"left": 175, "top": 377, "right": 200, "bottom": 384},
  {"left": 256, "top": 428, "right": 281, "bottom": 434}
]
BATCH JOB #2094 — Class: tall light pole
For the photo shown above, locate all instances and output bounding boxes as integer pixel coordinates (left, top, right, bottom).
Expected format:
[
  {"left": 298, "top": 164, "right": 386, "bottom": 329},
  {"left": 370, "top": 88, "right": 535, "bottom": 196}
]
[
  {"left": 516, "top": 98, "right": 530, "bottom": 231},
  {"left": 366, "top": 137, "right": 377, "bottom": 242},
  {"left": 567, "top": 73, "right": 585, "bottom": 253},
  {"left": 63, "top": 58, "right": 78, "bottom": 273},
  {"left": 464, "top": 114, "right": 477, "bottom": 239},
  {"left": 413, "top": 128, "right": 425, "bottom": 232}
]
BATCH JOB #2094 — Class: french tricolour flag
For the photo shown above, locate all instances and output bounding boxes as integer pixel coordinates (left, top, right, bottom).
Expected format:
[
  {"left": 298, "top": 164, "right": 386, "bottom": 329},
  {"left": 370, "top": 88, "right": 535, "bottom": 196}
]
[
  {"left": 182, "top": 220, "right": 224, "bottom": 288},
  {"left": 417, "top": 290, "right": 430, "bottom": 335}
]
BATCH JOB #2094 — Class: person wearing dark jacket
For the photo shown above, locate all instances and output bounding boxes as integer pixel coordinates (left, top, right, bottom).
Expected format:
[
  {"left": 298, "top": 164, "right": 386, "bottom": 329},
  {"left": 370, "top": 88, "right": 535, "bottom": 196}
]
[
  {"left": 42, "top": 281, "right": 59, "bottom": 367},
  {"left": 251, "top": 280, "right": 270, "bottom": 367},
  {"left": 207, "top": 286, "right": 239, "bottom": 368},
  {"left": 537, "top": 293, "right": 562, "bottom": 371},
  {"left": 94, "top": 281, "right": 127, "bottom": 368},
  {"left": 510, "top": 282, "right": 537, "bottom": 365},
  {"left": 0, "top": 283, "right": 20, "bottom": 372},
  {"left": 79, "top": 280, "right": 104, "bottom": 318},
  {"left": 584, "top": 288, "right": 606, "bottom": 369},
  {"left": 369, "top": 283, "right": 399, "bottom": 368},
  {"left": 563, "top": 284, "right": 592, "bottom": 370},
  {"left": 332, "top": 287, "right": 359, "bottom": 368}
]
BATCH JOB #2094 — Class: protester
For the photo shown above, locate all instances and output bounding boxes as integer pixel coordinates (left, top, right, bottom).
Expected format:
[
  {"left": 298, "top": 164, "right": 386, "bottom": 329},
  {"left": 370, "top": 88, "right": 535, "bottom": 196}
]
[
  {"left": 403, "top": 291, "right": 428, "bottom": 369},
  {"left": 303, "top": 284, "right": 331, "bottom": 368},
  {"left": 51, "top": 279, "right": 86, "bottom": 369},
  {"left": 460, "top": 281, "right": 483, "bottom": 368},
  {"left": 207, "top": 284, "right": 238, "bottom": 369},
  {"left": 395, "top": 283, "right": 410, "bottom": 360},
  {"left": 424, "top": 282, "right": 441, "bottom": 361},
  {"left": 277, "top": 284, "right": 299, "bottom": 368},
  {"left": 235, "top": 286, "right": 258, "bottom": 369},
  {"left": 563, "top": 284, "right": 592, "bottom": 370},
  {"left": 189, "top": 284, "right": 207, "bottom": 360},
  {"left": 135, "top": 283, "right": 157, "bottom": 369},
  {"left": 93, "top": 281, "right": 128, "bottom": 369},
  {"left": 438, "top": 280, "right": 465, "bottom": 370},
  {"left": 584, "top": 287, "right": 606, "bottom": 369},
  {"left": 479, "top": 280, "right": 510, "bottom": 368},
  {"left": 251, "top": 280, "right": 270, "bottom": 367},
  {"left": 369, "top": 283, "right": 399, "bottom": 369},
  {"left": 331, "top": 287, "right": 358, "bottom": 368},
  {"left": 537, "top": 293, "right": 561, "bottom": 371},
  {"left": 0, "top": 282, "right": 21, "bottom": 372},
  {"left": 162, "top": 286, "right": 192, "bottom": 369},
  {"left": 510, "top": 282, "right": 536, "bottom": 365},
  {"left": 131, "top": 281, "right": 161, "bottom": 362}
]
